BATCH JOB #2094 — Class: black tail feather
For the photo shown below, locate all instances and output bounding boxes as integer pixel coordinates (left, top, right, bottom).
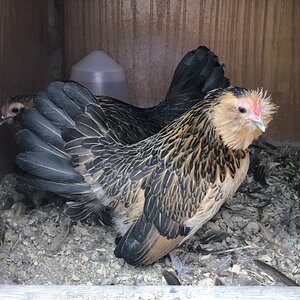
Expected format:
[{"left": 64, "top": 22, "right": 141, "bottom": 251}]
[
  {"left": 166, "top": 45, "right": 230, "bottom": 101},
  {"left": 201, "top": 65, "right": 230, "bottom": 92}
]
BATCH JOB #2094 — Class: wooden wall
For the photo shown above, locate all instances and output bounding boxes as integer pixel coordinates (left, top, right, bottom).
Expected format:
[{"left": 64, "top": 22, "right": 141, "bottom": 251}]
[
  {"left": 64, "top": 0, "right": 300, "bottom": 144},
  {"left": 0, "top": 0, "right": 49, "bottom": 177}
]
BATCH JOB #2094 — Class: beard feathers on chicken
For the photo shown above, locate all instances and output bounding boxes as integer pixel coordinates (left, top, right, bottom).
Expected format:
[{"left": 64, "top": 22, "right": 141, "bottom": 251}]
[{"left": 15, "top": 81, "right": 277, "bottom": 266}]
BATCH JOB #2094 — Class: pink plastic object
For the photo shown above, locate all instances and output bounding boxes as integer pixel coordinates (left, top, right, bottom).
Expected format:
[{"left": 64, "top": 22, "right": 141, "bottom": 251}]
[{"left": 70, "top": 51, "right": 129, "bottom": 102}]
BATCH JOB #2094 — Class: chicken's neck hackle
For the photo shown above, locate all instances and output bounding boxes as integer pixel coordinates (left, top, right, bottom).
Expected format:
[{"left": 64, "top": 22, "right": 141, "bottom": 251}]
[{"left": 153, "top": 87, "right": 277, "bottom": 184}]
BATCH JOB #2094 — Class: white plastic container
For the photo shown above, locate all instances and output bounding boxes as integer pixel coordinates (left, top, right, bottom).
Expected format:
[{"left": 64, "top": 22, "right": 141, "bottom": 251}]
[{"left": 70, "top": 51, "right": 129, "bottom": 102}]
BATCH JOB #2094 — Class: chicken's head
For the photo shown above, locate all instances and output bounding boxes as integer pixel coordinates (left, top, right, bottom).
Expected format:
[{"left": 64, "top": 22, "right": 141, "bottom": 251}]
[{"left": 211, "top": 87, "right": 278, "bottom": 150}]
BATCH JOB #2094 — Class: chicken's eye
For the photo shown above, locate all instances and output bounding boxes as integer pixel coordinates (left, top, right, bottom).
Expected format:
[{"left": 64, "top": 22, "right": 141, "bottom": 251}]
[
  {"left": 11, "top": 107, "right": 19, "bottom": 113},
  {"left": 238, "top": 107, "right": 247, "bottom": 113}
]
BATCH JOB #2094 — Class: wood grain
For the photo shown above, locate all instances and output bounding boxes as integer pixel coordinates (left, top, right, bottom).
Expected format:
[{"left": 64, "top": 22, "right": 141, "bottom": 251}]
[
  {"left": 0, "top": 0, "right": 48, "bottom": 99},
  {"left": 0, "top": 285, "right": 300, "bottom": 300},
  {"left": 0, "top": 0, "right": 48, "bottom": 177},
  {"left": 64, "top": 0, "right": 300, "bottom": 143}
]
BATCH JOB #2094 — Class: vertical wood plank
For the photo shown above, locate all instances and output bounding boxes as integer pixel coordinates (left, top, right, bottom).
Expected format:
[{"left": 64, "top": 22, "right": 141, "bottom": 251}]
[
  {"left": 0, "top": 0, "right": 48, "bottom": 177},
  {"left": 0, "top": 0, "right": 48, "bottom": 98},
  {"left": 48, "top": 0, "right": 65, "bottom": 81}
]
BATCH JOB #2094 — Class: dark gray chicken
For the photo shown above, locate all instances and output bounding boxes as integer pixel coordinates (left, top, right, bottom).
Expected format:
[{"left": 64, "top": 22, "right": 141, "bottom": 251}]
[{"left": 0, "top": 94, "right": 34, "bottom": 128}]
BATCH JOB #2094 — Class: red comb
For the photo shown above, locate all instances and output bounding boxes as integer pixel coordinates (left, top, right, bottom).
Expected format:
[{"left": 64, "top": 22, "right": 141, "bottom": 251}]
[{"left": 253, "top": 102, "right": 261, "bottom": 116}]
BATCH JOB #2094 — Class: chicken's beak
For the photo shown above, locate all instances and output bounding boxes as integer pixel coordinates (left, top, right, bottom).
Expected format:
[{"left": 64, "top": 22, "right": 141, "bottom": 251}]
[
  {"left": 253, "top": 116, "right": 265, "bottom": 132},
  {"left": 0, "top": 116, "right": 8, "bottom": 126}
]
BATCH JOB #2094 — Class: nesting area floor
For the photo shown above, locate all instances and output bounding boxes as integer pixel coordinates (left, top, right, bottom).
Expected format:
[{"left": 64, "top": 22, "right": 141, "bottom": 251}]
[{"left": 0, "top": 142, "right": 299, "bottom": 286}]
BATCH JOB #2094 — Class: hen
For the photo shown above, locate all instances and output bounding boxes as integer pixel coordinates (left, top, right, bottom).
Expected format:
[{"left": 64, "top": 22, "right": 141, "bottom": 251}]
[
  {"left": 15, "top": 82, "right": 277, "bottom": 265},
  {"left": 0, "top": 94, "right": 34, "bottom": 128},
  {"left": 0, "top": 46, "right": 230, "bottom": 144}
]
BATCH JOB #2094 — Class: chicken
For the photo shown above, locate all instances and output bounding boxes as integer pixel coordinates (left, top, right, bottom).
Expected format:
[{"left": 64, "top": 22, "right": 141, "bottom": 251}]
[
  {"left": 0, "top": 94, "right": 34, "bottom": 128},
  {"left": 15, "top": 81, "right": 277, "bottom": 266},
  {"left": 1, "top": 46, "right": 230, "bottom": 144}
]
